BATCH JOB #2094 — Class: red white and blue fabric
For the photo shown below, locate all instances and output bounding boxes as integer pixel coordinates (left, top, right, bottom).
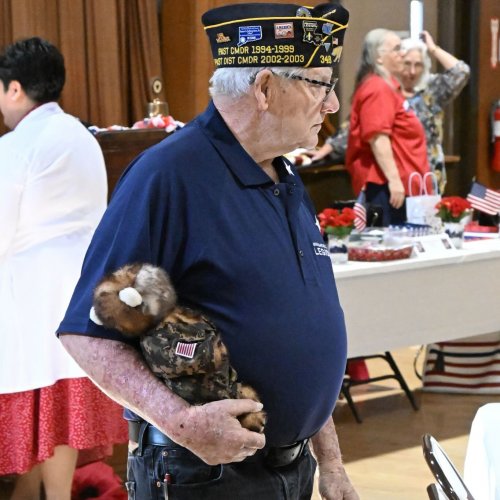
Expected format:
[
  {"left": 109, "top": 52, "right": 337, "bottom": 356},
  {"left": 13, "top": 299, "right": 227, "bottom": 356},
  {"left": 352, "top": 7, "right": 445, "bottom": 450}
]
[
  {"left": 466, "top": 181, "right": 500, "bottom": 215},
  {"left": 422, "top": 333, "right": 500, "bottom": 394}
]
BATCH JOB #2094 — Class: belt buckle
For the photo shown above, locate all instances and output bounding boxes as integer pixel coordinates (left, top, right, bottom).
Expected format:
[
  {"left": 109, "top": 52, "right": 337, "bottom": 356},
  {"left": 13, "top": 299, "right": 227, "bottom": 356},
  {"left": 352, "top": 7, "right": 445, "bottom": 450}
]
[{"left": 265, "top": 439, "right": 308, "bottom": 468}]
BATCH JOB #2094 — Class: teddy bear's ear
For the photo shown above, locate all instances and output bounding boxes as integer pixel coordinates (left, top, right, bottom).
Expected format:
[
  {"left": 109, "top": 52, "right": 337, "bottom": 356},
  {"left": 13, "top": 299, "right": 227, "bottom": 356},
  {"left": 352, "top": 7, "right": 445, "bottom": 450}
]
[
  {"left": 89, "top": 306, "right": 104, "bottom": 325},
  {"left": 119, "top": 287, "right": 143, "bottom": 307}
]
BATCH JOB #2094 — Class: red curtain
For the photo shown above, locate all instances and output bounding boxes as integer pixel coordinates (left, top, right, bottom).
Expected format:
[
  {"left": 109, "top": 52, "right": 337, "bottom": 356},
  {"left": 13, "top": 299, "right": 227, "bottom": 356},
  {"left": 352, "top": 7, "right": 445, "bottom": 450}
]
[{"left": 0, "top": 0, "right": 164, "bottom": 136}]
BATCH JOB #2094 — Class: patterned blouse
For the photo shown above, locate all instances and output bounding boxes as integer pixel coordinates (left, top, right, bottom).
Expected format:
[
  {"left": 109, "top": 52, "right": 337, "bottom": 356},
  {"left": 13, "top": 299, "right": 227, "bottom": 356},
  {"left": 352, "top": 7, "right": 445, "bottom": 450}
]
[
  {"left": 326, "top": 61, "right": 470, "bottom": 194},
  {"left": 406, "top": 61, "right": 470, "bottom": 193}
]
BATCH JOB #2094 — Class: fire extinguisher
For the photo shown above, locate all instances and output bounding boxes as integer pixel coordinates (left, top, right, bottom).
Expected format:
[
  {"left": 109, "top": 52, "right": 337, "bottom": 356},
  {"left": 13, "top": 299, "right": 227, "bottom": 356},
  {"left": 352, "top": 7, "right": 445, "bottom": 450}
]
[{"left": 491, "top": 100, "right": 500, "bottom": 172}]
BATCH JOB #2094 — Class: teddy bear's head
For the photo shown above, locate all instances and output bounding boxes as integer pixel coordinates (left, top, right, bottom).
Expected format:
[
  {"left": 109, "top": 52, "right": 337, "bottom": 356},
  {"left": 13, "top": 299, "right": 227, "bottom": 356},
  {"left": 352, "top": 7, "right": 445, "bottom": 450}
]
[{"left": 90, "top": 263, "right": 177, "bottom": 336}]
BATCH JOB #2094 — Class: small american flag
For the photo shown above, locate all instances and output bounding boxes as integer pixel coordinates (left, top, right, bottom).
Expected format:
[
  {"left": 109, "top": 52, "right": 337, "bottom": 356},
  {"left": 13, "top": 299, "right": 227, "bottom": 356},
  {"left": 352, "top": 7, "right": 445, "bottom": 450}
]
[
  {"left": 354, "top": 191, "right": 367, "bottom": 231},
  {"left": 175, "top": 342, "right": 197, "bottom": 359},
  {"left": 466, "top": 181, "right": 500, "bottom": 215}
]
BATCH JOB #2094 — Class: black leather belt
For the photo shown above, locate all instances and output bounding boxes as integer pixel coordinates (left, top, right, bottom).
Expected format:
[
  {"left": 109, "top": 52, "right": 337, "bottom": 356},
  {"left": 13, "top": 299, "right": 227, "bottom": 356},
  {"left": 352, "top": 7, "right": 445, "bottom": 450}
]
[
  {"left": 128, "top": 420, "right": 309, "bottom": 468},
  {"left": 264, "top": 439, "right": 309, "bottom": 468},
  {"left": 129, "top": 420, "right": 177, "bottom": 447}
]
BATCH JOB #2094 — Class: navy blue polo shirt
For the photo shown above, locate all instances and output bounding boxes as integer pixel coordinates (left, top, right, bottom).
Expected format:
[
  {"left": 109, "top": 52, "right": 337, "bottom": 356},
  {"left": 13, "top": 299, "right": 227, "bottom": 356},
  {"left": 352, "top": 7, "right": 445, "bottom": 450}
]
[{"left": 58, "top": 101, "right": 347, "bottom": 446}]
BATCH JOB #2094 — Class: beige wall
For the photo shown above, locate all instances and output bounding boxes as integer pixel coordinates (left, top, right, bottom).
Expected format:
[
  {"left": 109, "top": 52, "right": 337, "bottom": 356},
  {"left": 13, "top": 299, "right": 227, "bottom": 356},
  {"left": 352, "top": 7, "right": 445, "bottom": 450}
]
[{"left": 337, "top": 0, "right": 438, "bottom": 123}]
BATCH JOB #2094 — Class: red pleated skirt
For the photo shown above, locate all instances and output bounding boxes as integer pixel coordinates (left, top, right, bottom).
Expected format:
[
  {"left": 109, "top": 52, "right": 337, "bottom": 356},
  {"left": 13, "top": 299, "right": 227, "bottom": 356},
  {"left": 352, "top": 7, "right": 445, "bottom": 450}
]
[{"left": 0, "top": 377, "right": 128, "bottom": 475}]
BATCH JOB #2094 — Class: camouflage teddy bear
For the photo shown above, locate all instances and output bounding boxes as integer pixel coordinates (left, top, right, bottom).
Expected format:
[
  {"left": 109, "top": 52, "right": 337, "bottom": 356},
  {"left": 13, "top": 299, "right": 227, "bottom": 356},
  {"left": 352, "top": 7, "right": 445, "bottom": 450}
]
[{"left": 90, "top": 263, "right": 266, "bottom": 433}]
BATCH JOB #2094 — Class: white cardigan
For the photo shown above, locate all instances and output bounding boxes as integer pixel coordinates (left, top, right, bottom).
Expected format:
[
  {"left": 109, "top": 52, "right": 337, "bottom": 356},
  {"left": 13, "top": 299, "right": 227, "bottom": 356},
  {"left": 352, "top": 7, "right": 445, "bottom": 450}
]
[{"left": 0, "top": 103, "right": 107, "bottom": 393}]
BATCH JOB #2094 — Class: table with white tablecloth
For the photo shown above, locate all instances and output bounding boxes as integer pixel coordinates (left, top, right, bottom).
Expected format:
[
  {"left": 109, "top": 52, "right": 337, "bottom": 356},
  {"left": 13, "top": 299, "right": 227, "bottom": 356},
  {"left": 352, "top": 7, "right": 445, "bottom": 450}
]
[{"left": 332, "top": 239, "right": 500, "bottom": 358}]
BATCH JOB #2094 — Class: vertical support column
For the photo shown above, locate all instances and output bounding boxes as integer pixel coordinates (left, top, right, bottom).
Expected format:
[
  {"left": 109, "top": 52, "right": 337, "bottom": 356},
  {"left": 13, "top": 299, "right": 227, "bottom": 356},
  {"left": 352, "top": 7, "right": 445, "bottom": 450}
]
[{"left": 409, "top": 0, "right": 424, "bottom": 40}]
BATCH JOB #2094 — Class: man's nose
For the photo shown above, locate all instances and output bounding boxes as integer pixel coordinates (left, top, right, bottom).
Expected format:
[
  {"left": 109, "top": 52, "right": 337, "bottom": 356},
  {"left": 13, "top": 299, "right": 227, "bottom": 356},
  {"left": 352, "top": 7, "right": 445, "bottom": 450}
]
[{"left": 322, "top": 90, "right": 340, "bottom": 114}]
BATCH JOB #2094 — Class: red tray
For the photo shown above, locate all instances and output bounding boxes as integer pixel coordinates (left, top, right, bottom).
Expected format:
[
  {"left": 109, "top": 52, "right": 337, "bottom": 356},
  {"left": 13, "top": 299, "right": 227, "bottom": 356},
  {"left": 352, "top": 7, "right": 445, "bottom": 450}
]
[{"left": 348, "top": 244, "right": 413, "bottom": 262}]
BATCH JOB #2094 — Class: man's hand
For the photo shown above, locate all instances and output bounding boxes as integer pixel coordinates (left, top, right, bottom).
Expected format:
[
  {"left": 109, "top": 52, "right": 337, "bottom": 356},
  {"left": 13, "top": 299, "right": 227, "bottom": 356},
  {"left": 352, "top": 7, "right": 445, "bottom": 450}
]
[
  {"left": 318, "top": 463, "right": 360, "bottom": 500},
  {"left": 59, "top": 335, "right": 265, "bottom": 465},
  {"left": 169, "top": 398, "right": 266, "bottom": 465}
]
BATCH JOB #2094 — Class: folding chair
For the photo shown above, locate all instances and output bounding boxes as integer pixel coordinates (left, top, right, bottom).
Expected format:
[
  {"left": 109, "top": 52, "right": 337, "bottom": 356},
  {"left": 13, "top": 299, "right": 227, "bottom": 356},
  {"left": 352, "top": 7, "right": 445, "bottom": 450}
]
[
  {"left": 422, "top": 434, "right": 475, "bottom": 500},
  {"left": 341, "top": 352, "right": 419, "bottom": 423}
]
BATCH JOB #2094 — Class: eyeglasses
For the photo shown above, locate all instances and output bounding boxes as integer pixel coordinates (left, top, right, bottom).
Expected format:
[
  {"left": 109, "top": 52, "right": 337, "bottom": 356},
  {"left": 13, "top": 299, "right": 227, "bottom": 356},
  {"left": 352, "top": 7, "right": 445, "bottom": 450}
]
[
  {"left": 282, "top": 73, "right": 338, "bottom": 102},
  {"left": 248, "top": 70, "right": 339, "bottom": 103}
]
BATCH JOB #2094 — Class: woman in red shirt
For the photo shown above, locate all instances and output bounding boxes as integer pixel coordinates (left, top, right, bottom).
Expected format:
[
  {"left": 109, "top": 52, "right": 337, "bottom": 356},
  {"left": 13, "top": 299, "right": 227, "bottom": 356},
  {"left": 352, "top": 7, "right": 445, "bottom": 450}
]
[{"left": 346, "top": 29, "right": 429, "bottom": 226}]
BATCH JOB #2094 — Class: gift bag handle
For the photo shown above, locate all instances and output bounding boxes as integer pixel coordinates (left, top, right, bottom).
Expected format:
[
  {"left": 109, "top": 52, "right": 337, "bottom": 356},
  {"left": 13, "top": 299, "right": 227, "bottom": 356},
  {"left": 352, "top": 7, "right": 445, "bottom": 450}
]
[
  {"left": 422, "top": 172, "right": 438, "bottom": 195},
  {"left": 408, "top": 172, "right": 423, "bottom": 197},
  {"left": 408, "top": 172, "right": 438, "bottom": 196}
]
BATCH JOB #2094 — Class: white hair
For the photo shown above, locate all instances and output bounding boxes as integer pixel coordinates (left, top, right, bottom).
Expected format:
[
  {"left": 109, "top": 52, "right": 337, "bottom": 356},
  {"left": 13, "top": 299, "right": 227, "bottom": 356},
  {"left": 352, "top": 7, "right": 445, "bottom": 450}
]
[
  {"left": 354, "top": 28, "right": 395, "bottom": 88},
  {"left": 209, "top": 66, "right": 310, "bottom": 98},
  {"left": 401, "top": 38, "right": 431, "bottom": 89}
]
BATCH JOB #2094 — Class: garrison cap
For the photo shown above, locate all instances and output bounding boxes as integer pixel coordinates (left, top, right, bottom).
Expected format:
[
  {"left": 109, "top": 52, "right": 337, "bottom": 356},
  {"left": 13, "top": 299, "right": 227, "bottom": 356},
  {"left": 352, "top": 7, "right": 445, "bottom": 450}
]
[{"left": 202, "top": 3, "right": 349, "bottom": 69}]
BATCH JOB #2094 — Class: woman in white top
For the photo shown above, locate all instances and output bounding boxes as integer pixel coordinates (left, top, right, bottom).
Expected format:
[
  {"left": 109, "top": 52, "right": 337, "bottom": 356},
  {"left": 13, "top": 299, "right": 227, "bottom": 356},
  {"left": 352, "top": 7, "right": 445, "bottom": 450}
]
[{"left": 0, "top": 37, "right": 127, "bottom": 499}]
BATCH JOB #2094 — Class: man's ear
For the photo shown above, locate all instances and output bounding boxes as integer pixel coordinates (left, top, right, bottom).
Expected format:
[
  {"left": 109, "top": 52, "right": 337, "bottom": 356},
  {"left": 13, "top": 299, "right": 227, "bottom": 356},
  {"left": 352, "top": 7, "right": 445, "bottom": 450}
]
[
  {"left": 7, "top": 80, "right": 24, "bottom": 101},
  {"left": 252, "top": 69, "right": 274, "bottom": 111}
]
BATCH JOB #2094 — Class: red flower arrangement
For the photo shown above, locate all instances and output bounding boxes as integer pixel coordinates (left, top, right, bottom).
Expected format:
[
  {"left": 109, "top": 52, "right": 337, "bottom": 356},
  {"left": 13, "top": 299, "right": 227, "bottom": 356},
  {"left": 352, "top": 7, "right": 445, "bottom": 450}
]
[
  {"left": 435, "top": 196, "right": 471, "bottom": 222},
  {"left": 317, "top": 207, "right": 356, "bottom": 238}
]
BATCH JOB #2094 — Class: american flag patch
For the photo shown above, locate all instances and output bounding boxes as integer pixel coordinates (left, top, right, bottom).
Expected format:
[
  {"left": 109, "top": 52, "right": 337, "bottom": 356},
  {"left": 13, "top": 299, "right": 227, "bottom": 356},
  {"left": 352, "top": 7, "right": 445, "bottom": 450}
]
[{"left": 175, "top": 342, "right": 197, "bottom": 359}]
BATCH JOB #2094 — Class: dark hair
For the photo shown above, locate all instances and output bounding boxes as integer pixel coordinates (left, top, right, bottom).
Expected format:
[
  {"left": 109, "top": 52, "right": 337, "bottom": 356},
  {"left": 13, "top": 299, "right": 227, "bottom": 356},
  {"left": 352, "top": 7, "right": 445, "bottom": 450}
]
[{"left": 0, "top": 37, "right": 65, "bottom": 103}]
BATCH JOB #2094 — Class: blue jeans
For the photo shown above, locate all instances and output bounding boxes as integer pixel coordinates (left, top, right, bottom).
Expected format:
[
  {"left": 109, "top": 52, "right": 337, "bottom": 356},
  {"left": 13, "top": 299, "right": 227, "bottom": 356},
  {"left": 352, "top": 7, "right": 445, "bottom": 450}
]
[
  {"left": 125, "top": 440, "right": 316, "bottom": 500},
  {"left": 365, "top": 182, "right": 407, "bottom": 226}
]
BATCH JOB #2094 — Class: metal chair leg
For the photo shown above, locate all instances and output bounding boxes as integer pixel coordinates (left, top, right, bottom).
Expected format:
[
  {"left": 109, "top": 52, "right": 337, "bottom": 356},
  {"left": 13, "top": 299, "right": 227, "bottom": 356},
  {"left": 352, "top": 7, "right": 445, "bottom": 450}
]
[
  {"left": 384, "top": 351, "right": 419, "bottom": 411},
  {"left": 341, "top": 353, "right": 419, "bottom": 419},
  {"left": 340, "top": 377, "right": 363, "bottom": 423}
]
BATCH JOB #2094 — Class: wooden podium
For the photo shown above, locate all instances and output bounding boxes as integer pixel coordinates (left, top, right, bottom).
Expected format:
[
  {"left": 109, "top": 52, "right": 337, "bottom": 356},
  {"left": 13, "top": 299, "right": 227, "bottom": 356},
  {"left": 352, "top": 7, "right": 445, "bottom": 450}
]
[{"left": 95, "top": 129, "right": 170, "bottom": 199}]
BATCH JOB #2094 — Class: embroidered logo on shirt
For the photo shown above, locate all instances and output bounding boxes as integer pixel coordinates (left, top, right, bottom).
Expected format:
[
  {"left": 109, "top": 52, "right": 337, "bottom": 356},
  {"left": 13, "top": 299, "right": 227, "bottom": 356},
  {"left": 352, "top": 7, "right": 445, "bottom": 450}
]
[{"left": 313, "top": 242, "right": 329, "bottom": 257}]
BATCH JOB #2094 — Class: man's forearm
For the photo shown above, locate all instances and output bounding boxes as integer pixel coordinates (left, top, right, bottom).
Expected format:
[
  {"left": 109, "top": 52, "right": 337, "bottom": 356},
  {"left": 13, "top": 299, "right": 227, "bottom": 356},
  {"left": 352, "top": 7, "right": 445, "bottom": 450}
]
[
  {"left": 59, "top": 334, "right": 189, "bottom": 442},
  {"left": 312, "top": 417, "right": 359, "bottom": 499},
  {"left": 310, "top": 416, "right": 343, "bottom": 467},
  {"left": 60, "top": 333, "right": 267, "bottom": 465}
]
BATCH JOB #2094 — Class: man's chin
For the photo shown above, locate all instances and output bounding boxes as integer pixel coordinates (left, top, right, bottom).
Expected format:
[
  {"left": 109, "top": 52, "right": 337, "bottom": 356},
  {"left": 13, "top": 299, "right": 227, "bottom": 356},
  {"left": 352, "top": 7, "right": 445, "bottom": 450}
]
[{"left": 301, "top": 137, "right": 319, "bottom": 150}]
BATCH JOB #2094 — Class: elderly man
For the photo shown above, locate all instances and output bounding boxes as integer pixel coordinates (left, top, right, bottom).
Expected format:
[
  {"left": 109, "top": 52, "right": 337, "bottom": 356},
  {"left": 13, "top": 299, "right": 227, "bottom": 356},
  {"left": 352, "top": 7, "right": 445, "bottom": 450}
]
[{"left": 58, "top": 3, "right": 358, "bottom": 499}]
